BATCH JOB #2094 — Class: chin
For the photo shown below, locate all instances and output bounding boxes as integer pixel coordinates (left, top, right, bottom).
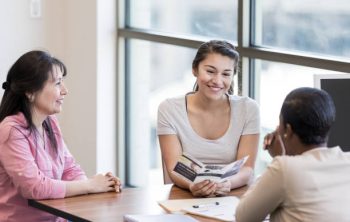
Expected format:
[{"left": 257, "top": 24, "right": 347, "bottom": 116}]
[{"left": 207, "top": 92, "right": 225, "bottom": 100}]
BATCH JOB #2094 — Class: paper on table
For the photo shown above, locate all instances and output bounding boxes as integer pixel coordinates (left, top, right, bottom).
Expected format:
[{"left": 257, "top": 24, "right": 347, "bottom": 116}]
[
  {"left": 158, "top": 196, "right": 239, "bottom": 221},
  {"left": 182, "top": 200, "right": 238, "bottom": 222},
  {"left": 123, "top": 214, "right": 199, "bottom": 222}
]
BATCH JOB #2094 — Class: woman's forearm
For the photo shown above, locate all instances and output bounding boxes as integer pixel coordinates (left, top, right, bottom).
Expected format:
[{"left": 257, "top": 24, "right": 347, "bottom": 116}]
[{"left": 64, "top": 179, "right": 90, "bottom": 197}]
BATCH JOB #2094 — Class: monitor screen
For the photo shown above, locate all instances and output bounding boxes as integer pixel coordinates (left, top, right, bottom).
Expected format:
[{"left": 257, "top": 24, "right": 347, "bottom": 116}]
[{"left": 314, "top": 74, "right": 350, "bottom": 151}]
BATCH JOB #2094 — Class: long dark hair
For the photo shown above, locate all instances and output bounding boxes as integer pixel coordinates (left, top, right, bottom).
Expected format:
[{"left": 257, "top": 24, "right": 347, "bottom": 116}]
[
  {"left": 192, "top": 40, "right": 239, "bottom": 95},
  {"left": 0, "top": 50, "right": 67, "bottom": 150},
  {"left": 281, "top": 87, "right": 336, "bottom": 145}
]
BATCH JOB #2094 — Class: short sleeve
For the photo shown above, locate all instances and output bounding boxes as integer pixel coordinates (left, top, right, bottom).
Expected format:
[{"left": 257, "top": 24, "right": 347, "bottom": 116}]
[
  {"left": 242, "top": 98, "right": 260, "bottom": 135},
  {"left": 157, "top": 100, "right": 177, "bottom": 135}
]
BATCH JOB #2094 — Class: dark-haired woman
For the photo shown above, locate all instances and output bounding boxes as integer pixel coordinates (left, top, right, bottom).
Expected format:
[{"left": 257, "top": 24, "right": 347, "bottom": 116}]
[
  {"left": 157, "top": 40, "right": 260, "bottom": 197},
  {"left": 0, "top": 50, "right": 121, "bottom": 222},
  {"left": 236, "top": 87, "right": 350, "bottom": 222}
]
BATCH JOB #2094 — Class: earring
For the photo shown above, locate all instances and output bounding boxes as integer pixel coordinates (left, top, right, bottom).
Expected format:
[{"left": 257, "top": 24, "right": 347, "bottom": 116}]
[{"left": 283, "top": 134, "right": 287, "bottom": 139}]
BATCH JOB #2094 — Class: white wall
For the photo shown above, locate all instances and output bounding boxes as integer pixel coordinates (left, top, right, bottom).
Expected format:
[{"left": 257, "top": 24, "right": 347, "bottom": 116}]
[{"left": 0, "top": 0, "right": 117, "bottom": 177}]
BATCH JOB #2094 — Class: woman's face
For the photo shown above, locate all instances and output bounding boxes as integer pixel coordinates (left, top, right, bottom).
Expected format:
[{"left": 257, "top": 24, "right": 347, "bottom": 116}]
[
  {"left": 32, "top": 65, "right": 68, "bottom": 117},
  {"left": 193, "top": 53, "right": 234, "bottom": 100}
]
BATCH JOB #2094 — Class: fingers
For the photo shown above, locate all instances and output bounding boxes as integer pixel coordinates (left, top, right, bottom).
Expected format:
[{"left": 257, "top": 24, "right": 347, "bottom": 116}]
[
  {"left": 214, "top": 180, "right": 231, "bottom": 196},
  {"left": 263, "top": 133, "right": 275, "bottom": 150},
  {"left": 190, "top": 180, "right": 217, "bottom": 197},
  {"left": 105, "top": 173, "right": 122, "bottom": 193}
]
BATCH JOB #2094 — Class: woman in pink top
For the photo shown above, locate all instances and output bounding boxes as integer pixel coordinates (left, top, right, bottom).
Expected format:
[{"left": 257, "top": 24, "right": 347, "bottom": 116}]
[{"left": 0, "top": 50, "right": 122, "bottom": 222}]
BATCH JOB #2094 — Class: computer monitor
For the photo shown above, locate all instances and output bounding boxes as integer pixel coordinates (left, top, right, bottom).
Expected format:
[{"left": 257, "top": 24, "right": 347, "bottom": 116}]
[{"left": 314, "top": 74, "right": 350, "bottom": 151}]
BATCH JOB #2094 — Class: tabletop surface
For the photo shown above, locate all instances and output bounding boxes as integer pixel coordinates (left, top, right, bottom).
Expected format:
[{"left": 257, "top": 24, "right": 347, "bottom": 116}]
[{"left": 29, "top": 184, "right": 247, "bottom": 222}]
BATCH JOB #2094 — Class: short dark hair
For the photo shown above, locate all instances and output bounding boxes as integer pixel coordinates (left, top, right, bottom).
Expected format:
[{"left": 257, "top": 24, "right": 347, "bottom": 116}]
[
  {"left": 280, "top": 87, "right": 336, "bottom": 145},
  {"left": 192, "top": 40, "right": 239, "bottom": 95},
  {"left": 0, "top": 50, "right": 67, "bottom": 151}
]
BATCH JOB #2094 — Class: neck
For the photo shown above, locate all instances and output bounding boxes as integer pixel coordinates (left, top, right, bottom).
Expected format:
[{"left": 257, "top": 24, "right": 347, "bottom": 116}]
[
  {"left": 294, "top": 143, "right": 326, "bottom": 155},
  {"left": 191, "top": 92, "right": 229, "bottom": 111},
  {"left": 31, "top": 108, "right": 47, "bottom": 130}
]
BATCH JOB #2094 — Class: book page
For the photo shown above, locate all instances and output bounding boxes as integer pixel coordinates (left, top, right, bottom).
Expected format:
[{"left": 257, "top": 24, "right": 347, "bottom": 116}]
[
  {"left": 194, "top": 156, "right": 249, "bottom": 183},
  {"left": 173, "top": 153, "right": 249, "bottom": 183}
]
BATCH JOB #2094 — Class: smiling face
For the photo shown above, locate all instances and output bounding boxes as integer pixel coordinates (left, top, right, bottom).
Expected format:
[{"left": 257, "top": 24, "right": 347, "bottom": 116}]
[
  {"left": 193, "top": 53, "right": 234, "bottom": 100},
  {"left": 31, "top": 65, "right": 68, "bottom": 118}
]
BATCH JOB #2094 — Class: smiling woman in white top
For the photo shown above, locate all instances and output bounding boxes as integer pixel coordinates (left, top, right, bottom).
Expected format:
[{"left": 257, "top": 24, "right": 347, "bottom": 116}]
[{"left": 157, "top": 40, "right": 260, "bottom": 197}]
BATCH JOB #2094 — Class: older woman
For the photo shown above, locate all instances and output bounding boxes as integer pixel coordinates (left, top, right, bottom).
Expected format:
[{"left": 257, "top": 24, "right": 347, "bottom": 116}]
[{"left": 0, "top": 50, "right": 121, "bottom": 222}]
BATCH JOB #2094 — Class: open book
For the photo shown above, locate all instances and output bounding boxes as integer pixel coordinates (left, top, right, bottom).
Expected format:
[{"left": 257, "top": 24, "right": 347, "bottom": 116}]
[{"left": 172, "top": 153, "right": 249, "bottom": 183}]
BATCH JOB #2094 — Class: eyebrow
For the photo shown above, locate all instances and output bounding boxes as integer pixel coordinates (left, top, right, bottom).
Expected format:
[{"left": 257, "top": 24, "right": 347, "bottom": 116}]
[{"left": 204, "top": 65, "right": 233, "bottom": 72}]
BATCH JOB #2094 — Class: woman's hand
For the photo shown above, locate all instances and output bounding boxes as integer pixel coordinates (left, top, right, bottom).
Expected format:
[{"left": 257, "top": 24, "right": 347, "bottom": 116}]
[
  {"left": 87, "top": 173, "right": 122, "bottom": 194},
  {"left": 189, "top": 180, "right": 217, "bottom": 197},
  {"left": 263, "top": 128, "right": 285, "bottom": 157},
  {"left": 214, "top": 180, "right": 231, "bottom": 196},
  {"left": 105, "top": 172, "right": 122, "bottom": 192}
]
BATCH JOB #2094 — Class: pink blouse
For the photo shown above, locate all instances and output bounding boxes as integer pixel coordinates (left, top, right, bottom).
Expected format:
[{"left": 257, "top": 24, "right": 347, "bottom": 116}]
[{"left": 0, "top": 112, "right": 87, "bottom": 222}]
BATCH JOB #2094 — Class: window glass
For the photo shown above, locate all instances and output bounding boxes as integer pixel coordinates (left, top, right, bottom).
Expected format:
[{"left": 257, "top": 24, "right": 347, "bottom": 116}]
[
  {"left": 254, "top": 0, "right": 350, "bottom": 57},
  {"left": 126, "top": 39, "right": 197, "bottom": 186},
  {"left": 129, "top": 0, "right": 238, "bottom": 41},
  {"left": 254, "top": 59, "right": 345, "bottom": 170}
]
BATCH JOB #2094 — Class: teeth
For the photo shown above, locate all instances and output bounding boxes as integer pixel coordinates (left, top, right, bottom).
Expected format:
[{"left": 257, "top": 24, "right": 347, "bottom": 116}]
[{"left": 209, "top": 86, "right": 222, "bottom": 91}]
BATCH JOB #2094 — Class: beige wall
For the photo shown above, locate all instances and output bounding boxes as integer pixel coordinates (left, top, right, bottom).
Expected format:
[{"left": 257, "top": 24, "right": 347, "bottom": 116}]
[{"left": 0, "top": 0, "right": 117, "bottom": 177}]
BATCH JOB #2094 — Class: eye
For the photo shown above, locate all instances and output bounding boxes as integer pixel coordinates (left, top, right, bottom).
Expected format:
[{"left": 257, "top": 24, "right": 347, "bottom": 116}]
[
  {"left": 207, "top": 70, "right": 215, "bottom": 74},
  {"left": 223, "top": 73, "right": 232, "bottom": 77}
]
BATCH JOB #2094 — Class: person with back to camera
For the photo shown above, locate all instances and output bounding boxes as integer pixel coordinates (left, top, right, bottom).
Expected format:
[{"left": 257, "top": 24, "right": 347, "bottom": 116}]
[
  {"left": 157, "top": 40, "right": 260, "bottom": 197},
  {"left": 0, "top": 50, "right": 122, "bottom": 222},
  {"left": 235, "top": 87, "right": 350, "bottom": 222}
]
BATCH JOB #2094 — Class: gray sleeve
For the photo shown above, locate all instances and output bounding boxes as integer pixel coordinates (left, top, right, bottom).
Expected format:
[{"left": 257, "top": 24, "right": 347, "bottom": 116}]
[
  {"left": 242, "top": 98, "right": 260, "bottom": 135},
  {"left": 157, "top": 100, "right": 177, "bottom": 135},
  {"left": 235, "top": 158, "right": 285, "bottom": 222}
]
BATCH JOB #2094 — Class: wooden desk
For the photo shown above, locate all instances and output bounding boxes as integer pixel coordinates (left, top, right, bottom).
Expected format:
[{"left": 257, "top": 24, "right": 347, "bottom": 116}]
[{"left": 28, "top": 184, "right": 247, "bottom": 222}]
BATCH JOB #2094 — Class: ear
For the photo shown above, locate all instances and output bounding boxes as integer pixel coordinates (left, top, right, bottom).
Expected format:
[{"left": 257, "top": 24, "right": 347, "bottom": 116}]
[
  {"left": 25, "top": 92, "right": 35, "bottom": 102},
  {"left": 284, "top": 124, "right": 293, "bottom": 139}
]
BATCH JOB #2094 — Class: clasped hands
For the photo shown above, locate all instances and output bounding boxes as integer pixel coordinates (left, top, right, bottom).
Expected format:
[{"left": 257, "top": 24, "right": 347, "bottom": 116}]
[
  {"left": 88, "top": 172, "right": 122, "bottom": 194},
  {"left": 189, "top": 179, "right": 231, "bottom": 197}
]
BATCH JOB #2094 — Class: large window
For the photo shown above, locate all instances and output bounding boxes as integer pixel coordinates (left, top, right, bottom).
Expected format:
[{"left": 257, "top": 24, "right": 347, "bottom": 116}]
[
  {"left": 254, "top": 0, "right": 350, "bottom": 58},
  {"left": 118, "top": 0, "right": 350, "bottom": 186},
  {"left": 254, "top": 60, "right": 345, "bottom": 164},
  {"left": 129, "top": 0, "right": 238, "bottom": 41},
  {"left": 126, "top": 40, "right": 196, "bottom": 186}
]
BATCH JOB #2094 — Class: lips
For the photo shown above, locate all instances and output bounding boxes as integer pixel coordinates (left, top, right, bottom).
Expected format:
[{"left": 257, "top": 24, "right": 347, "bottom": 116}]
[{"left": 208, "top": 85, "right": 223, "bottom": 92}]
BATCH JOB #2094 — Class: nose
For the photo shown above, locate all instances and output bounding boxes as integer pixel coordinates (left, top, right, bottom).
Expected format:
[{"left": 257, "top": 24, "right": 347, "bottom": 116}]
[
  {"left": 61, "top": 82, "right": 68, "bottom": 95},
  {"left": 211, "top": 73, "right": 222, "bottom": 84}
]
